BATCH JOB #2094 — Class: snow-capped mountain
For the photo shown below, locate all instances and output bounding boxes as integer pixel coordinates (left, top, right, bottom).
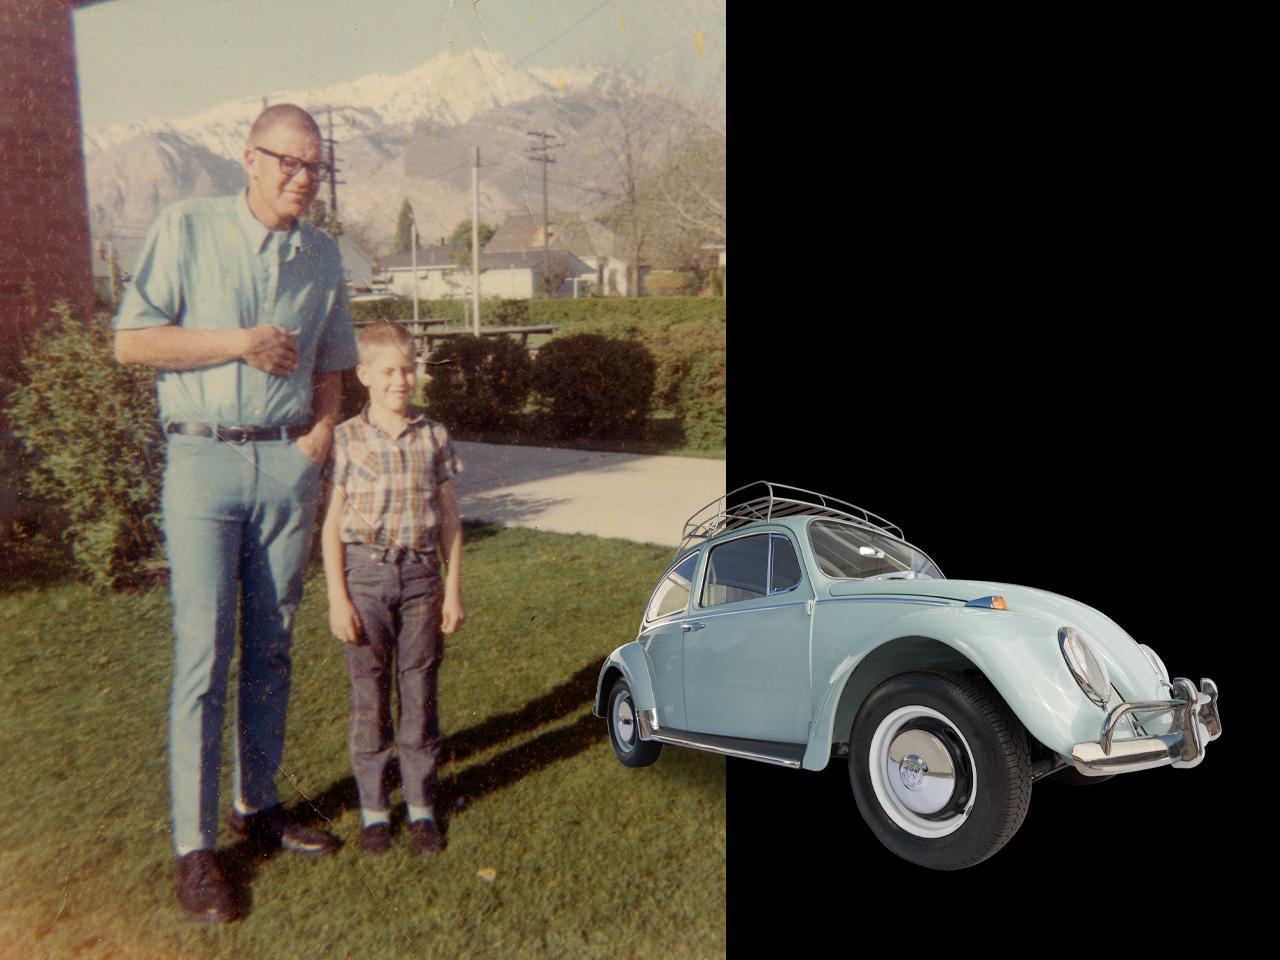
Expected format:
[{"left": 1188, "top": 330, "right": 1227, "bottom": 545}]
[{"left": 85, "top": 49, "right": 667, "bottom": 263}]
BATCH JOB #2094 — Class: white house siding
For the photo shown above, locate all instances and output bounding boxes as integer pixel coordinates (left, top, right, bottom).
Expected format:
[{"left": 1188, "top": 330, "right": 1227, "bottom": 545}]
[{"left": 382, "top": 267, "right": 535, "bottom": 299}]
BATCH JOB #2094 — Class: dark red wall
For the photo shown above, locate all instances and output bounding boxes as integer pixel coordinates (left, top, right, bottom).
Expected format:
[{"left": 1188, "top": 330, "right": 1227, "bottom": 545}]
[{"left": 0, "top": 0, "right": 96, "bottom": 356}]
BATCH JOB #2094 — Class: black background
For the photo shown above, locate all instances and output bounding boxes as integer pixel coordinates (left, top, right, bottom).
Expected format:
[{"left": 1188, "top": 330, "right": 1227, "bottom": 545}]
[{"left": 726, "top": 15, "right": 1257, "bottom": 939}]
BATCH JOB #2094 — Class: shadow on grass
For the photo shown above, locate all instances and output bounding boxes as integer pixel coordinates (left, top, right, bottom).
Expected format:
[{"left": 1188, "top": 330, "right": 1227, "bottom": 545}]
[
  {"left": 0, "top": 548, "right": 68, "bottom": 594},
  {"left": 219, "top": 658, "right": 606, "bottom": 914}
]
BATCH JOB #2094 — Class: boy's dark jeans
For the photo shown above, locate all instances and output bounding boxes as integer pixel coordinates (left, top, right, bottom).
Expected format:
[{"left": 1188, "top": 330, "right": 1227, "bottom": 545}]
[{"left": 343, "top": 548, "right": 444, "bottom": 813}]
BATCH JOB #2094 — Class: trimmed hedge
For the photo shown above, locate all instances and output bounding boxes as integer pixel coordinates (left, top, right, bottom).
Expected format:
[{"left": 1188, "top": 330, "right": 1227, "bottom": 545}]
[
  {"left": 530, "top": 334, "right": 656, "bottom": 439},
  {"left": 8, "top": 305, "right": 163, "bottom": 589},
  {"left": 531, "top": 298, "right": 725, "bottom": 449},
  {"left": 351, "top": 297, "right": 528, "bottom": 326},
  {"left": 423, "top": 336, "right": 531, "bottom": 432},
  {"left": 674, "top": 351, "right": 726, "bottom": 450},
  {"left": 357, "top": 296, "right": 726, "bottom": 449}
]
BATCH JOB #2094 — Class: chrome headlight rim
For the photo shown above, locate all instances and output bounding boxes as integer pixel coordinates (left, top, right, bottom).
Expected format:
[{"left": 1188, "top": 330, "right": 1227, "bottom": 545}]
[
  {"left": 1058, "top": 626, "right": 1111, "bottom": 710},
  {"left": 1138, "top": 643, "right": 1170, "bottom": 685}
]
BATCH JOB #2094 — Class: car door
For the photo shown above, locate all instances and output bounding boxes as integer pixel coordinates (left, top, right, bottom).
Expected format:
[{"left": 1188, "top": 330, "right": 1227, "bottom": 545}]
[
  {"left": 682, "top": 531, "right": 813, "bottom": 743},
  {"left": 638, "top": 551, "right": 701, "bottom": 732}
]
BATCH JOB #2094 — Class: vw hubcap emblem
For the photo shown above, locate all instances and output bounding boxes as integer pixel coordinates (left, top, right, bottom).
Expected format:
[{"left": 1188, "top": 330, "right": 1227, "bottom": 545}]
[{"left": 899, "top": 753, "right": 928, "bottom": 790}]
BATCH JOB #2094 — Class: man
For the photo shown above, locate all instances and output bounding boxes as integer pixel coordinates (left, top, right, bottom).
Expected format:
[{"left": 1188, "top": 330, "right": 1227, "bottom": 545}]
[{"left": 114, "top": 104, "right": 357, "bottom": 924}]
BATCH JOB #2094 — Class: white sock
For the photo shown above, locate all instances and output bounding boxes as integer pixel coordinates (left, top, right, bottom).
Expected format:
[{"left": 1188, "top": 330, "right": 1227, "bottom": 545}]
[
  {"left": 175, "top": 842, "right": 207, "bottom": 857},
  {"left": 233, "top": 799, "right": 259, "bottom": 816},
  {"left": 361, "top": 808, "right": 391, "bottom": 828},
  {"left": 407, "top": 803, "right": 434, "bottom": 823}
]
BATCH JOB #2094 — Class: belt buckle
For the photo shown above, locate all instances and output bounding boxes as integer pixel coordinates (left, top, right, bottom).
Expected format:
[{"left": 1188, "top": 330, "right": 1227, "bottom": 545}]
[{"left": 215, "top": 425, "right": 250, "bottom": 445}]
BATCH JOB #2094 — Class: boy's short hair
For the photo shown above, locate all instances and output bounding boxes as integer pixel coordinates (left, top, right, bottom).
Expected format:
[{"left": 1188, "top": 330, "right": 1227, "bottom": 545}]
[{"left": 356, "top": 321, "right": 415, "bottom": 363}]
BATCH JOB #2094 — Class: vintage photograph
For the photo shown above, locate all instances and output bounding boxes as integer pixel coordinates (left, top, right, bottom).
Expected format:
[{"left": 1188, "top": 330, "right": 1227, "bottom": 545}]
[{"left": 0, "top": 2, "right": 726, "bottom": 956}]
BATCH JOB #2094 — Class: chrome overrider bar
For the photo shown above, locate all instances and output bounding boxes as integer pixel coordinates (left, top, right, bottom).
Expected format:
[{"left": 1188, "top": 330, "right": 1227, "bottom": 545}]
[{"left": 1072, "top": 678, "right": 1221, "bottom": 776}]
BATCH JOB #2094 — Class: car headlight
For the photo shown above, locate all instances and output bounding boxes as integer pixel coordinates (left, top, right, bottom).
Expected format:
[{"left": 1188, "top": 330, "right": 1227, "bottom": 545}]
[
  {"left": 1058, "top": 626, "right": 1110, "bottom": 710},
  {"left": 1138, "top": 643, "right": 1170, "bottom": 684}
]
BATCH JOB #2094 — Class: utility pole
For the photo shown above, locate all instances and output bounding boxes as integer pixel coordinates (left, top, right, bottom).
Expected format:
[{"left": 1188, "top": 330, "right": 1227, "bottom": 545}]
[
  {"left": 526, "top": 130, "right": 563, "bottom": 296},
  {"left": 326, "top": 107, "right": 338, "bottom": 224},
  {"left": 410, "top": 206, "right": 418, "bottom": 325},
  {"left": 472, "top": 146, "right": 481, "bottom": 336}
]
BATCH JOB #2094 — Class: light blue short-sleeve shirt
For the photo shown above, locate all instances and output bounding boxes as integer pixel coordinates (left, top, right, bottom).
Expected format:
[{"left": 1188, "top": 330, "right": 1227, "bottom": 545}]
[{"left": 114, "top": 191, "right": 359, "bottom": 427}]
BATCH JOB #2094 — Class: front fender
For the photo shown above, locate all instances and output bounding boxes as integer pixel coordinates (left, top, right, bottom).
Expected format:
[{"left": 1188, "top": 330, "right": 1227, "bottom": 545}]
[
  {"left": 593, "top": 642, "right": 658, "bottom": 718},
  {"left": 803, "top": 607, "right": 1111, "bottom": 770}
]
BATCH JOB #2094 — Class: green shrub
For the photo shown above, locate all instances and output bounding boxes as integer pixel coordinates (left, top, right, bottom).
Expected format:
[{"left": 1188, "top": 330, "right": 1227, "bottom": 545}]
[
  {"left": 530, "top": 334, "right": 656, "bottom": 439},
  {"left": 423, "top": 335, "right": 532, "bottom": 432},
  {"left": 532, "top": 298, "right": 725, "bottom": 412},
  {"left": 674, "top": 351, "right": 726, "bottom": 450},
  {"left": 8, "top": 304, "right": 163, "bottom": 588},
  {"left": 644, "top": 271, "right": 700, "bottom": 296}
]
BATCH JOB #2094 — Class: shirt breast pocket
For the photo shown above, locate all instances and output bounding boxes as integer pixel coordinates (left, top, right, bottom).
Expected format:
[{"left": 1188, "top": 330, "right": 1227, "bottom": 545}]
[{"left": 352, "top": 451, "right": 383, "bottom": 484}]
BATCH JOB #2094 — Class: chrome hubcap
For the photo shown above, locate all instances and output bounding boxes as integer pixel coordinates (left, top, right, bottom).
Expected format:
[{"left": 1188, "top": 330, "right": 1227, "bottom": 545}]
[
  {"left": 868, "top": 705, "right": 976, "bottom": 839},
  {"left": 887, "top": 729, "right": 956, "bottom": 814},
  {"left": 614, "top": 694, "right": 636, "bottom": 750}
]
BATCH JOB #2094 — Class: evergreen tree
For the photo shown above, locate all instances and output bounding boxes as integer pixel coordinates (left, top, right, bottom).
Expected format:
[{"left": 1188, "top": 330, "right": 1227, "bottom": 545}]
[{"left": 394, "top": 199, "right": 415, "bottom": 254}]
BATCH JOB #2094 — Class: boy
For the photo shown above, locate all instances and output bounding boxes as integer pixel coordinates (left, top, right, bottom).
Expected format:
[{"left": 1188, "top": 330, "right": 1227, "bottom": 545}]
[{"left": 322, "top": 321, "right": 465, "bottom": 856}]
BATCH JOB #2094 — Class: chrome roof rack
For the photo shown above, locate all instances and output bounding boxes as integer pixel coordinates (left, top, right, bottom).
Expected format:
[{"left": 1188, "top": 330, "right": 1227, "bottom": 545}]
[{"left": 676, "top": 481, "right": 905, "bottom": 556}]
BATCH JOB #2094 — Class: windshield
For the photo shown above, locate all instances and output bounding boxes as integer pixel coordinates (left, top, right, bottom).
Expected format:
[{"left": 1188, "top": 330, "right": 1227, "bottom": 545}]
[{"left": 808, "top": 520, "right": 943, "bottom": 580}]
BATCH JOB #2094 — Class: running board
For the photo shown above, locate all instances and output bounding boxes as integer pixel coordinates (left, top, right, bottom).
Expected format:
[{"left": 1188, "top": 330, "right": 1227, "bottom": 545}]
[{"left": 643, "top": 727, "right": 806, "bottom": 768}]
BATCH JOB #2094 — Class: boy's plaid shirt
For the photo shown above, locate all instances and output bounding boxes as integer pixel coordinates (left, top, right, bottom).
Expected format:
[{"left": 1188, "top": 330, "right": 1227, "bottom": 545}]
[{"left": 329, "top": 405, "right": 462, "bottom": 554}]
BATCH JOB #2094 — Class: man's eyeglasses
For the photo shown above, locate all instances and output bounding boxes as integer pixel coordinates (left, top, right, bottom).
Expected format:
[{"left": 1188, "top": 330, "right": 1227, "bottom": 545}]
[{"left": 253, "top": 146, "right": 331, "bottom": 181}]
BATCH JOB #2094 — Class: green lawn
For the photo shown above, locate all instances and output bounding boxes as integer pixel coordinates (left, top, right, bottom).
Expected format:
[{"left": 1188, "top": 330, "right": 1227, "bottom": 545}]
[{"left": 0, "top": 525, "right": 725, "bottom": 959}]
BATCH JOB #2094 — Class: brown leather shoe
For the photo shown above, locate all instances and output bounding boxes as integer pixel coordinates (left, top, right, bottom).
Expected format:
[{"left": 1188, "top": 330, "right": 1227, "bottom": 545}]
[
  {"left": 359, "top": 822, "right": 391, "bottom": 856},
  {"left": 175, "top": 850, "right": 237, "bottom": 924},
  {"left": 408, "top": 818, "right": 444, "bottom": 857},
  {"left": 228, "top": 805, "right": 340, "bottom": 856}
]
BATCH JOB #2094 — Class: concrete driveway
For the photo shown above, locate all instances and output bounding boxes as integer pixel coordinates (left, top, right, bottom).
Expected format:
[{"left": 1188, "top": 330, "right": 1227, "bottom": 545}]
[{"left": 452, "top": 441, "right": 726, "bottom": 548}]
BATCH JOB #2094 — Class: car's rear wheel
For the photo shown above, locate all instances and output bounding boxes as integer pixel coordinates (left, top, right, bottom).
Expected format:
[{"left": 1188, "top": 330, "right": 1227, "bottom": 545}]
[
  {"left": 849, "top": 671, "right": 1032, "bottom": 870},
  {"left": 608, "top": 678, "right": 662, "bottom": 768}
]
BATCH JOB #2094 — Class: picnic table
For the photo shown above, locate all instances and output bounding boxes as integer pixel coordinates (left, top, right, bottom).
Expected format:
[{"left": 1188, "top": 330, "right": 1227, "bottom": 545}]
[
  {"left": 422, "top": 324, "right": 558, "bottom": 354},
  {"left": 352, "top": 317, "right": 452, "bottom": 357}
]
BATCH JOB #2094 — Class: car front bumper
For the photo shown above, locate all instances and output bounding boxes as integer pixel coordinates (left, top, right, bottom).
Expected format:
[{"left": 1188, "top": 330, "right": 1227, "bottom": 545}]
[{"left": 1071, "top": 677, "right": 1221, "bottom": 776}]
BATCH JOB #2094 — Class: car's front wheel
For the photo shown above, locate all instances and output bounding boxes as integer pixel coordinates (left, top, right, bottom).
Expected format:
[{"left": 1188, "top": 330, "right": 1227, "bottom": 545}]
[
  {"left": 849, "top": 671, "right": 1032, "bottom": 870},
  {"left": 608, "top": 678, "right": 662, "bottom": 768}
]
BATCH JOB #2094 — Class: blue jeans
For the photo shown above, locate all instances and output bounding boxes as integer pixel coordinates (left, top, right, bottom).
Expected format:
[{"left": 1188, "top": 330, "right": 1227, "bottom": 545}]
[{"left": 162, "top": 432, "right": 322, "bottom": 853}]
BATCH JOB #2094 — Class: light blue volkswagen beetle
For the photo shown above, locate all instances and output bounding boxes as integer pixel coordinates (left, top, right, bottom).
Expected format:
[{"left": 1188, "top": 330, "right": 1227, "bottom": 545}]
[{"left": 594, "top": 482, "right": 1222, "bottom": 869}]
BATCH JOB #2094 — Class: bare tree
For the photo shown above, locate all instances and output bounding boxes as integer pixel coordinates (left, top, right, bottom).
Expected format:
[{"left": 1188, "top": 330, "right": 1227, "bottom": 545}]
[{"left": 579, "top": 87, "right": 673, "bottom": 297}]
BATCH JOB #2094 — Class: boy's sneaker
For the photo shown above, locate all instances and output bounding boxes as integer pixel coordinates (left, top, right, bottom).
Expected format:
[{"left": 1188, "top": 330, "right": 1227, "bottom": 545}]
[
  {"left": 228, "top": 804, "right": 340, "bottom": 856},
  {"left": 359, "top": 822, "right": 392, "bottom": 855},
  {"left": 409, "top": 818, "right": 444, "bottom": 857},
  {"left": 174, "top": 850, "right": 237, "bottom": 924}
]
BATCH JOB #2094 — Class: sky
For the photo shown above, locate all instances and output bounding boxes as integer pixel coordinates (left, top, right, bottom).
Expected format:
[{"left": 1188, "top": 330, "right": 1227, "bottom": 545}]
[{"left": 73, "top": 0, "right": 726, "bottom": 131}]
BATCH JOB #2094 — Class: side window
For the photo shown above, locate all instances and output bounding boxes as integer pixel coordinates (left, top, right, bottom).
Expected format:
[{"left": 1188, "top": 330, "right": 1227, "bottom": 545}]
[
  {"left": 769, "top": 535, "right": 802, "bottom": 593},
  {"left": 701, "top": 535, "right": 769, "bottom": 608},
  {"left": 646, "top": 553, "right": 699, "bottom": 622}
]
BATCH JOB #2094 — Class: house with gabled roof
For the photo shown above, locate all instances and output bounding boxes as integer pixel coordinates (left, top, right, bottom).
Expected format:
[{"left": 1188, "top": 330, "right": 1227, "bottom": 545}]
[
  {"left": 374, "top": 245, "right": 595, "bottom": 299},
  {"left": 485, "top": 212, "right": 634, "bottom": 296}
]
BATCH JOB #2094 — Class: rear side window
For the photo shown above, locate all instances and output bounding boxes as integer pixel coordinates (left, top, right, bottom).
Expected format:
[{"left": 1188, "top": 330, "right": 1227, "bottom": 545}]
[
  {"left": 770, "top": 535, "right": 802, "bottom": 592},
  {"left": 702, "top": 535, "right": 770, "bottom": 607},
  {"left": 646, "top": 553, "right": 700, "bottom": 622}
]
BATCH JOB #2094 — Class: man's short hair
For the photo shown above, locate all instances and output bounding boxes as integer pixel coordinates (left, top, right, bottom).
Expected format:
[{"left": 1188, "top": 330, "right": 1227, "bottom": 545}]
[
  {"left": 248, "top": 103, "right": 321, "bottom": 145},
  {"left": 357, "top": 321, "right": 415, "bottom": 363}
]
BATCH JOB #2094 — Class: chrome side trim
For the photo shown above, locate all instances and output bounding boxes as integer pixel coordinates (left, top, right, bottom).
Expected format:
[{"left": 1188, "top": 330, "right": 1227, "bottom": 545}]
[
  {"left": 1071, "top": 677, "right": 1221, "bottom": 776},
  {"left": 636, "top": 708, "right": 660, "bottom": 738},
  {"left": 816, "top": 597, "right": 953, "bottom": 608},
  {"left": 638, "top": 725, "right": 806, "bottom": 768},
  {"left": 689, "top": 601, "right": 809, "bottom": 621}
]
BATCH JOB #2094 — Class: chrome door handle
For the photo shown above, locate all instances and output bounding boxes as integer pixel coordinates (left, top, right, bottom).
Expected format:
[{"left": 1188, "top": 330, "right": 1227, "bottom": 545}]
[{"left": 682, "top": 621, "right": 705, "bottom": 633}]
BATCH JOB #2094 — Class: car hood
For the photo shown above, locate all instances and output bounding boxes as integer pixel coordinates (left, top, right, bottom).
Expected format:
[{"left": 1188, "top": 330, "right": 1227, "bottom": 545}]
[{"left": 826, "top": 577, "right": 1165, "bottom": 700}]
